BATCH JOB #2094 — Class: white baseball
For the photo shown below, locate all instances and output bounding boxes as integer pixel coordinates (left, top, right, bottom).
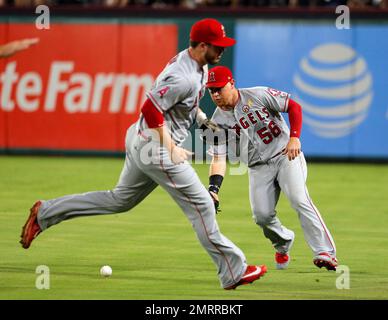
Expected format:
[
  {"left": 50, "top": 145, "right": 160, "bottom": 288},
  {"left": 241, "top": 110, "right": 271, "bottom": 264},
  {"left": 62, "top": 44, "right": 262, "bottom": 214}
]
[{"left": 100, "top": 265, "right": 112, "bottom": 277}]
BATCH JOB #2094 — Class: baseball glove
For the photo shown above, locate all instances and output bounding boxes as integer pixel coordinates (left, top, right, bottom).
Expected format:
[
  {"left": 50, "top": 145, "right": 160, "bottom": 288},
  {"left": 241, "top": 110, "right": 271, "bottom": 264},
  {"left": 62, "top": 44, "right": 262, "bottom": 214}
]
[{"left": 200, "top": 120, "right": 228, "bottom": 146}]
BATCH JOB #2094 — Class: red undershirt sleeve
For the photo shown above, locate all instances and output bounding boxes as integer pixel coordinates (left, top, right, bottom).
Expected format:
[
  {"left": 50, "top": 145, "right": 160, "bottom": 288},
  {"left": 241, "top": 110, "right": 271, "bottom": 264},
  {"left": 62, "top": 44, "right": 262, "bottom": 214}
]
[
  {"left": 141, "top": 98, "right": 165, "bottom": 128},
  {"left": 287, "top": 98, "right": 302, "bottom": 138}
]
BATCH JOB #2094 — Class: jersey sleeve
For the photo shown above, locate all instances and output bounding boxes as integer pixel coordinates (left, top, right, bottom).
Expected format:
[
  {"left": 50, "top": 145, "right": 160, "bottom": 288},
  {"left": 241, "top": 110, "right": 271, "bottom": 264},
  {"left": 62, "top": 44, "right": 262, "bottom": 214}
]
[
  {"left": 260, "top": 87, "right": 290, "bottom": 113},
  {"left": 147, "top": 75, "right": 192, "bottom": 112}
]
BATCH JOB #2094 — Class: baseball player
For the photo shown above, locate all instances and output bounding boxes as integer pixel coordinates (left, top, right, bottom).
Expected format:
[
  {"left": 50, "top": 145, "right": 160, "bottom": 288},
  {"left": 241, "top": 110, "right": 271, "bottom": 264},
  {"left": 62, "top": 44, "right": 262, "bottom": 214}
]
[
  {"left": 206, "top": 66, "right": 338, "bottom": 271},
  {"left": 20, "top": 19, "right": 267, "bottom": 290}
]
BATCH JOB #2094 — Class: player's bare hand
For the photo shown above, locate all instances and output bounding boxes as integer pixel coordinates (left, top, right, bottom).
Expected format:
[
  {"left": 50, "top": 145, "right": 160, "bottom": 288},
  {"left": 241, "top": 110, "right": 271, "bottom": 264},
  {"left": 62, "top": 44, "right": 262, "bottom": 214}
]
[
  {"left": 171, "top": 146, "right": 193, "bottom": 165},
  {"left": 283, "top": 137, "right": 301, "bottom": 161},
  {"left": 209, "top": 191, "right": 219, "bottom": 202},
  {"left": 209, "top": 191, "right": 221, "bottom": 213}
]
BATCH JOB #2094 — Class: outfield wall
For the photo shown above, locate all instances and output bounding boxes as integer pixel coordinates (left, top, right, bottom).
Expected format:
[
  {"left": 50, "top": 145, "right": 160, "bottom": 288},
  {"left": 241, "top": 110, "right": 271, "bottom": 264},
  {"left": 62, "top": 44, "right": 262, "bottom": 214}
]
[
  {"left": 0, "top": 10, "right": 387, "bottom": 160},
  {"left": 234, "top": 21, "right": 388, "bottom": 160},
  {"left": 0, "top": 21, "right": 179, "bottom": 153}
]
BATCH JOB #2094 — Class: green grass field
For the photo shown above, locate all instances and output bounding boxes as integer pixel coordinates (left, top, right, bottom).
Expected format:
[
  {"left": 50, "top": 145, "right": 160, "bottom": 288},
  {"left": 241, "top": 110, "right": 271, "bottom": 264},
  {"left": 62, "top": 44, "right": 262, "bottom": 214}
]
[{"left": 1, "top": 156, "right": 388, "bottom": 300}]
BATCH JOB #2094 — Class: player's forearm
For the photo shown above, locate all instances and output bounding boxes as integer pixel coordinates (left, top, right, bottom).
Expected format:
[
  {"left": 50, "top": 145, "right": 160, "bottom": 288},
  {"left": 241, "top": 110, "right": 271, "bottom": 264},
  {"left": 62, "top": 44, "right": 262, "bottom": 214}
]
[
  {"left": 196, "top": 108, "right": 208, "bottom": 127},
  {"left": 209, "top": 157, "right": 226, "bottom": 197},
  {"left": 208, "top": 156, "right": 225, "bottom": 213},
  {"left": 0, "top": 38, "right": 39, "bottom": 58},
  {"left": 0, "top": 43, "right": 13, "bottom": 58},
  {"left": 209, "top": 155, "right": 227, "bottom": 177},
  {"left": 287, "top": 99, "right": 302, "bottom": 138},
  {"left": 152, "top": 125, "right": 176, "bottom": 153},
  {"left": 0, "top": 46, "right": 6, "bottom": 58}
]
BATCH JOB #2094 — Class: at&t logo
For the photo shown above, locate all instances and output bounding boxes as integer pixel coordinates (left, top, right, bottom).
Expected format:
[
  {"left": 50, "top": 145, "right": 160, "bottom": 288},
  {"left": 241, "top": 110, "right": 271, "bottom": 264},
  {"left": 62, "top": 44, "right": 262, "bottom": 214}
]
[{"left": 293, "top": 43, "right": 373, "bottom": 138}]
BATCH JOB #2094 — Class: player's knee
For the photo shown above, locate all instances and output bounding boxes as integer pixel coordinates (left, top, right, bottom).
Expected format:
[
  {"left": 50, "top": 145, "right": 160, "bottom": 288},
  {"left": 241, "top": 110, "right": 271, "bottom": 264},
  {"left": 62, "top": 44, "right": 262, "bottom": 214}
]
[
  {"left": 111, "top": 188, "right": 132, "bottom": 211},
  {"left": 253, "top": 212, "right": 273, "bottom": 227},
  {"left": 203, "top": 199, "right": 217, "bottom": 216},
  {"left": 288, "top": 194, "right": 308, "bottom": 211},
  {"left": 198, "top": 193, "right": 217, "bottom": 215}
]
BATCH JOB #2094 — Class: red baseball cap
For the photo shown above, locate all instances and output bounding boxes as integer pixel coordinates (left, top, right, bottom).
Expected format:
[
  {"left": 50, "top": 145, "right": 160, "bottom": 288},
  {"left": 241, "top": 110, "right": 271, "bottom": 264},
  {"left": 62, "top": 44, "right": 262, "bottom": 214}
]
[
  {"left": 206, "top": 66, "right": 234, "bottom": 88},
  {"left": 190, "top": 18, "right": 236, "bottom": 47}
]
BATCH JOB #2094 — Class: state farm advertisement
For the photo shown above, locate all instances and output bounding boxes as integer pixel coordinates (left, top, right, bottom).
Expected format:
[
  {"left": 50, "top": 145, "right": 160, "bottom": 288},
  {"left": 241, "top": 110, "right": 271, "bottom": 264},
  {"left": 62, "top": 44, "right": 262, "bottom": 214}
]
[{"left": 0, "top": 23, "right": 177, "bottom": 152}]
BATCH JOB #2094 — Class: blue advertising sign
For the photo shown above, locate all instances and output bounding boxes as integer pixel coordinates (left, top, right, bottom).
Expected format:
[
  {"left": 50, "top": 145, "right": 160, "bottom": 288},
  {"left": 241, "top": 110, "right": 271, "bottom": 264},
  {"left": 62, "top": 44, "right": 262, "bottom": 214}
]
[{"left": 234, "top": 21, "right": 388, "bottom": 158}]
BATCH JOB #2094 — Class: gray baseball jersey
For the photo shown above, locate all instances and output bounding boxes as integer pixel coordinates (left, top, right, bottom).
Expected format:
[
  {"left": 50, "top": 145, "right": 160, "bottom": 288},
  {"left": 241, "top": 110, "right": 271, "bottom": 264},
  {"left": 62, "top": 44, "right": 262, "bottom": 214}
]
[
  {"left": 210, "top": 86, "right": 290, "bottom": 165},
  {"left": 209, "top": 86, "right": 336, "bottom": 258},
  {"left": 137, "top": 49, "right": 207, "bottom": 146}
]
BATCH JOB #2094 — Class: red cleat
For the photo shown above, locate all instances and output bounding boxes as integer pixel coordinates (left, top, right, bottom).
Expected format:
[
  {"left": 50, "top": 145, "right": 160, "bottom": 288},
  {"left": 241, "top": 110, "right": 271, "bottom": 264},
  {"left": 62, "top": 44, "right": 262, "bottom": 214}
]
[
  {"left": 313, "top": 252, "right": 338, "bottom": 271},
  {"left": 275, "top": 252, "right": 290, "bottom": 270},
  {"left": 224, "top": 265, "right": 267, "bottom": 290},
  {"left": 20, "top": 201, "right": 42, "bottom": 249}
]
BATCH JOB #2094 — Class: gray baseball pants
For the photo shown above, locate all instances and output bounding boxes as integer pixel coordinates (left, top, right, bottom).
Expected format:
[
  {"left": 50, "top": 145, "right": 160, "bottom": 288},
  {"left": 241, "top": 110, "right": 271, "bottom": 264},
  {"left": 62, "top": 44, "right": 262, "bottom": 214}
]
[
  {"left": 36, "top": 124, "right": 247, "bottom": 288},
  {"left": 248, "top": 152, "right": 336, "bottom": 257}
]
